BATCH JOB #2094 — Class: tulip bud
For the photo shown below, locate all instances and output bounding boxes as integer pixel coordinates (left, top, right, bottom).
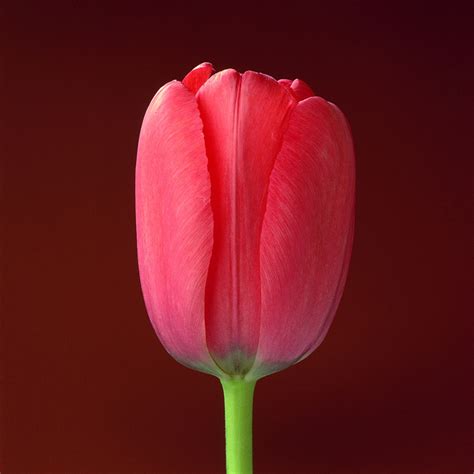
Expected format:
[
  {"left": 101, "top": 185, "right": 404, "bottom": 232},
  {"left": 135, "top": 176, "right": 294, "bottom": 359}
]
[{"left": 135, "top": 62, "right": 355, "bottom": 473}]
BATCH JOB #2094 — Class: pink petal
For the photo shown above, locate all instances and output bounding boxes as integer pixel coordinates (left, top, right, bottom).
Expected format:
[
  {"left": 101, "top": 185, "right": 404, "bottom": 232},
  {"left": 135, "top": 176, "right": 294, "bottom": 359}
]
[
  {"left": 250, "top": 97, "right": 355, "bottom": 378},
  {"left": 196, "top": 70, "right": 295, "bottom": 373},
  {"left": 136, "top": 80, "right": 222, "bottom": 375},
  {"left": 278, "top": 78, "right": 293, "bottom": 88},
  {"left": 290, "top": 78, "right": 315, "bottom": 101},
  {"left": 182, "top": 62, "right": 214, "bottom": 94},
  {"left": 279, "top": 78, "right": 315, "bottom": 101}
]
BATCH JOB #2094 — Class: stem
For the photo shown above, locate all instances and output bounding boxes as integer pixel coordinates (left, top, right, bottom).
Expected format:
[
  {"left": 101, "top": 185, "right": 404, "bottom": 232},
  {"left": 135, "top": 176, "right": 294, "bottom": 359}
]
[{"left": 221, "top": 378, "right": 256, "bottom": 474}]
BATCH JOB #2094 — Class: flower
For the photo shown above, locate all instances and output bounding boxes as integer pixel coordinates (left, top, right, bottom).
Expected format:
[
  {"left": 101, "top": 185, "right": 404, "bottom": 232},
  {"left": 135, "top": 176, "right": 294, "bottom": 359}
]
[{"left": 135, "top": 62, "right": 355, "bottom": 381}]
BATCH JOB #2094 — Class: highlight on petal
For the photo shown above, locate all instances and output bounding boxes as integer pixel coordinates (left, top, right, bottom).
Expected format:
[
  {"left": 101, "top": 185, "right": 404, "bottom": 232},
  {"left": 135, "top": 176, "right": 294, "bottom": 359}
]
[
  {"left": 248, "top": 96, "right": 355, "bottom": 379},
  {"left": 196, "top": 70, "right": 296, "bottom": 374},
  {"left": 182, "top": 62, "right": 215, "bottom": 94},
  {"left": 136, "top": 80, "right": 223, "bottom": 376}
]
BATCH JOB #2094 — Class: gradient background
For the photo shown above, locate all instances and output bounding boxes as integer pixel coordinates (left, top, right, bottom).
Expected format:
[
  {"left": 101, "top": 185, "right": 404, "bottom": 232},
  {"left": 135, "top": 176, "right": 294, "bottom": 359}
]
[{"left": 2, "top": 1, "right": 472, "bottom": 473}]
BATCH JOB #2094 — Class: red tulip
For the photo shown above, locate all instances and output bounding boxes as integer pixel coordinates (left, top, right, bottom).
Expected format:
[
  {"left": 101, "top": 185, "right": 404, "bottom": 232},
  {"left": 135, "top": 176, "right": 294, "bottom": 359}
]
[{"left": 135, "top": 62, "right": 355, "bottom": 473}]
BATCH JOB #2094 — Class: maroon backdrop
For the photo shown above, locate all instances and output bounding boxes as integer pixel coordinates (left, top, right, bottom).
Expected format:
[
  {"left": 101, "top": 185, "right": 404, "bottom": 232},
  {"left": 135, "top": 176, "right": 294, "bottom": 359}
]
[{"left": 2, "top": 1, "right": 472, "bottom": 473}]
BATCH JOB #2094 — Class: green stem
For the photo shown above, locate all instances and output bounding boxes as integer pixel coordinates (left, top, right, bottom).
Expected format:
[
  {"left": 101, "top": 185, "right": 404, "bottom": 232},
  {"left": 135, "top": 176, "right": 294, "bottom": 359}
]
[{"left": 221, "top": 378, "right": 256, "bottom": 474}]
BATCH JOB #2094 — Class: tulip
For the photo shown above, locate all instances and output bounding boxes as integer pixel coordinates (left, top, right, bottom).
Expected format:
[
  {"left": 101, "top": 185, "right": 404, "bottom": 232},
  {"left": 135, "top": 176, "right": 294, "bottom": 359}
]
[{"left": 136, "top": 62, "right": 355, "bottom": 473}]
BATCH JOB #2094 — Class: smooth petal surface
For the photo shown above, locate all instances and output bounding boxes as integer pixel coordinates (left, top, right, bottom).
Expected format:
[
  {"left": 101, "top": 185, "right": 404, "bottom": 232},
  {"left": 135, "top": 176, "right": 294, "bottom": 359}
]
[
  {"left": 136, "top": 80, "right": 221, "bottom": 375},
  {"left": 278, "top": 78, "right": 314, "bottom": 101},
  {"left": 182, "top": 62, "right": 214, "bottom": 94},
  {"left": 278, "top": 78, "right": 293, "bottom": 88},
  {"left": 290, "top": 78, "right": 315, "bottom": 101},
  {"left": 196, "top": 70, "right": 295, "bottom": 373},
  {"left": 250, "top": 97, "right": 355, "bottom": 378}
]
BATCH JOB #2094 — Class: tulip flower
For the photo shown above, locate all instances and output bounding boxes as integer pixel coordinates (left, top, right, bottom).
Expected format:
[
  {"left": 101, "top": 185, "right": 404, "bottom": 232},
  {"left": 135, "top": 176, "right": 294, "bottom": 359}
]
[{"left": 136, "top": 62, "right": 355, "bottom": 473}]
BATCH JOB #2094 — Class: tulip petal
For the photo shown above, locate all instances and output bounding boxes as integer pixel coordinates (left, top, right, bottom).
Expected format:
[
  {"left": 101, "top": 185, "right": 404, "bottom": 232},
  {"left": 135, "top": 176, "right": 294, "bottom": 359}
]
[
  {"left": 290, "top": 78, "right": 315, "bottom": 101},
  {"left": 136, "top": 80, "right": 222, "bottom": 376},
  {"left": 196, "top": 70, "right": 295, "bottom": 373},
  {"left": 182, "top": 62, "right": 214, "bottom": 94},
  {"left": 278, "top": 78, "right": 293, "bottom": 88},
  {"left": 279, "top": 78, "right": 315, "bottom": 101},
  {"left": 250, "top": 97, "right": 355, "bottom": 378}
]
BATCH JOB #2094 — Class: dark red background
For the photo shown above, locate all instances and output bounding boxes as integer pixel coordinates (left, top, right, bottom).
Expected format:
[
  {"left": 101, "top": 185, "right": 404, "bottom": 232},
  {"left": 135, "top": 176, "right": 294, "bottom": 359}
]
[{"left": 2, "top": 2, "right": 472, "bottom": 473}]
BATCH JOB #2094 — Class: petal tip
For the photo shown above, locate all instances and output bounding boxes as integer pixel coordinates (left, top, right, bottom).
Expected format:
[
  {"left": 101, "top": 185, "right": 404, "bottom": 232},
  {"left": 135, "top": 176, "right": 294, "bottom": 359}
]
[
  {"left": 182, "top": 62, "right": 215, "bottom": 94},
  {"left": 290, "top": 78, "right": 315, "bottom": 101}
]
